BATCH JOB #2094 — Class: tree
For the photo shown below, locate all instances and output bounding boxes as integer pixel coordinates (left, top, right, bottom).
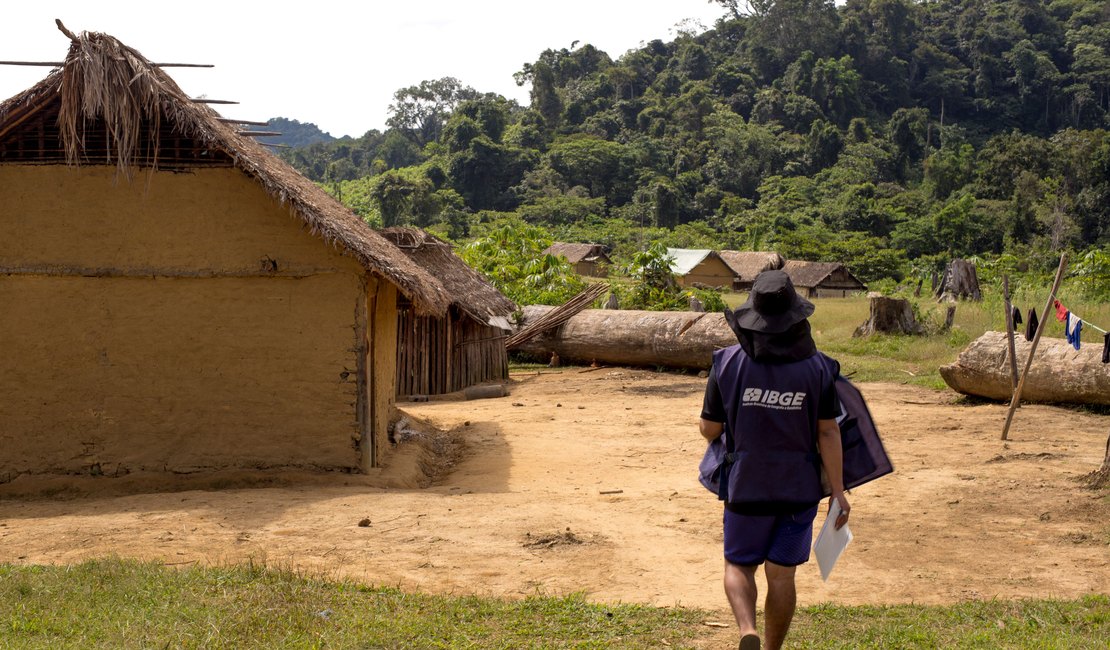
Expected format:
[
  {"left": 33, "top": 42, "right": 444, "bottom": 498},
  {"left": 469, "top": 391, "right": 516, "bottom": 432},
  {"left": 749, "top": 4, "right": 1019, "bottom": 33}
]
[
  {"left": 386, "top": 77, "right": 478, "bottom": 147},
  {"left": 745, "top": 0, "right": 840, "bottom": 80}
]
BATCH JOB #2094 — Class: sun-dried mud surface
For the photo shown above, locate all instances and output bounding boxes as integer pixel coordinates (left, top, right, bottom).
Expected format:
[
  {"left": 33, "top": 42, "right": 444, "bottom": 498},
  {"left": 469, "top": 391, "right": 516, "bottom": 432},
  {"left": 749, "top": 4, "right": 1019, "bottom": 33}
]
[{"left": 1, "top": 368, "right": 1106, "bottom": 647}]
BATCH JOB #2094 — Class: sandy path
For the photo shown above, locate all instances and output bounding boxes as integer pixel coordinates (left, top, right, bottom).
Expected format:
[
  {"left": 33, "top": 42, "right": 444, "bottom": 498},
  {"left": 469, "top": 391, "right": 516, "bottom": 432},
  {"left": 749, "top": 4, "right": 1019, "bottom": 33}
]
[{"left": 1, "top": 368, "right": 1107, "bottom": 627}]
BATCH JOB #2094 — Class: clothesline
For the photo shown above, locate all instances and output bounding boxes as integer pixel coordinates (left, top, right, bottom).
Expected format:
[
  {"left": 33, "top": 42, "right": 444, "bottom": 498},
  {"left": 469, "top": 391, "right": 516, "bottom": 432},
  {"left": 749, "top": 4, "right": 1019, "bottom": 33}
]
[
  {"left": 1052, "top": 295, "right": 1108, "bottom": 334},
  {"left": 1084, "top": 320, "right": 1108, "bottom": 334}
]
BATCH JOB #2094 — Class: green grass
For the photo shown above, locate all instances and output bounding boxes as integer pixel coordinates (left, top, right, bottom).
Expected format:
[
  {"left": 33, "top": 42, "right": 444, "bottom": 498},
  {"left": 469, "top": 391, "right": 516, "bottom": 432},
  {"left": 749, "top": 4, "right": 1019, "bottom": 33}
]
[
  {"left": 0, "top": 559, "right": 703, "bottom": 649},
  {"left": 791, "top": 597, "right": 1110, "bottom": 649},
  {"left": 1, "top": 559, "right": 1105, "bottom": 649}
]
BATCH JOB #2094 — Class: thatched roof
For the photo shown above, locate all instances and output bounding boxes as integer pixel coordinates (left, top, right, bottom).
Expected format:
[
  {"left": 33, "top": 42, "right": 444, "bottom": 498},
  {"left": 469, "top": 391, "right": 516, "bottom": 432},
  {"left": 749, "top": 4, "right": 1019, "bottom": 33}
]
[
  {"left": 781, "top": 260, "right": 866, "bottom": 289},
  {"left": 543, "top": 242, "right": 611, "bottom": 265},
  {"left": 0, "top": 25, "right": 449, "bottom": 315},
  {"left": 718, "top": 251, "right": 784, "bottom": 282},
  {"left": 381, "top": 228, "right": 515, "bottom": 328}
]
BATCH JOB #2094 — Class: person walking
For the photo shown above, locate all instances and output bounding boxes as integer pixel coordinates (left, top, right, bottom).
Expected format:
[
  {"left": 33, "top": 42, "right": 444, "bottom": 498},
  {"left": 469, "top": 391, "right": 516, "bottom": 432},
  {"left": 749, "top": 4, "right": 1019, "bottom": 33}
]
[{"left": 699, "top": 270, "right": 850, "bottom": 650}]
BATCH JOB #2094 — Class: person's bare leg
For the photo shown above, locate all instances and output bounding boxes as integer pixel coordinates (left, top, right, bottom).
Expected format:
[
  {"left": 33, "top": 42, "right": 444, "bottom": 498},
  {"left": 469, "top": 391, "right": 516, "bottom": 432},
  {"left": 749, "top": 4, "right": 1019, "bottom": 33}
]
[
  {"left": 724, "top": 560, "right": 759, "bottom": 640},
  {"left": 762, "top": 561, "right": 797, "bottom": 650}
]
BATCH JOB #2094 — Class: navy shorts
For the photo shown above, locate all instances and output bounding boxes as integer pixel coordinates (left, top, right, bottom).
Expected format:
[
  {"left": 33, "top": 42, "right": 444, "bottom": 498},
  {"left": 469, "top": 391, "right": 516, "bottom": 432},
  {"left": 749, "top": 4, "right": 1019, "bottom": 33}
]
[{"left": 723, "top": 504, "right": 819, "bottom": 567}]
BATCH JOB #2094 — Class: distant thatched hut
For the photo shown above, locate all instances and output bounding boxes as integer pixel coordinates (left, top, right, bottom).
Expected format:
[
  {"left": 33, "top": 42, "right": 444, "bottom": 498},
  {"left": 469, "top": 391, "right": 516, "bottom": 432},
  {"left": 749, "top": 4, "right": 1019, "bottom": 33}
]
[
  {"left": 381, "top": 228, "right": 515, "bottom": 397},
  {"left": 0, "top": 27, "right": 450, "bottom": 479},
  {"left": 718, "top": 251, "right": 784, "bottom": 290},
  {"left": 781, "top": 261, "right": 867, "bottom": 298},
  {"left": 542, "top": 242, "right": 612, "bottom": 277},
  {"left": 667, "top": 249, "right": 736, "bottom": 290}
]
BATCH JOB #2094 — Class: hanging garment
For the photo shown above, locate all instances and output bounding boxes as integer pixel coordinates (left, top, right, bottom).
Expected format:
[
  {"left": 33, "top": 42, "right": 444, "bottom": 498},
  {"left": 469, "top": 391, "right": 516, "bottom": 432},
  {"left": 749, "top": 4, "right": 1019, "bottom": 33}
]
[
  {"left": 1025, "top": 308, "right": 1039, "bottom": 341},
  {"left": 1065, "top": 312, "right": 1082, "bottom": 350},
  {"left": 1011, "top": 306, "right": 1022, "bottom": 327},
  {"left": 1054, "top": 299, "right": 1068, "bottom": 322},
  {"left": 1102, "top": 332, "right": 1109, "bottom": 364}
]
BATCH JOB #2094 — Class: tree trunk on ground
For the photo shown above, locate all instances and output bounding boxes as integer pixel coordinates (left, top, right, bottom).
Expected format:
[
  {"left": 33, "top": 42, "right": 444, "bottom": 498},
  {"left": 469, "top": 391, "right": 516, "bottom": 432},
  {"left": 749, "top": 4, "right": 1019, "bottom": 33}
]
[
  {"left": 854, "top": 296, "right": 923, "bottom": 337},
  {"left": 513, "top": 306, "right": 736, "bottom": 370},
  {"left": 939, "top": 331, "right": 1110, "bottom": 405}
]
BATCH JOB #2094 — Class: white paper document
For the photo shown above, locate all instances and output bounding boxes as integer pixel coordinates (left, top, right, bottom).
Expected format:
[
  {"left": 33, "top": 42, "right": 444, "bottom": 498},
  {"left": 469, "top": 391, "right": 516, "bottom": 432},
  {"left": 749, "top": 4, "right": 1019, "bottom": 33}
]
[{"left": 813, "top": 499, "right": 853, "bottom": 581}]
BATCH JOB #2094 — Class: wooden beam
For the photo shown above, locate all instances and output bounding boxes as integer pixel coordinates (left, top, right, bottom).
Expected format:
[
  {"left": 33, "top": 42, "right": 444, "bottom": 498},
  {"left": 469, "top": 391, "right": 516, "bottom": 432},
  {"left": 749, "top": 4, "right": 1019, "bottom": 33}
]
[
  {"left": 191, "top": 99, "right": 238, "bottom": 104},
  {"left": 0, "top": 61, "right": 213, "bottom": 67},
  {"left": 1001, "top": 254, "right": 1068, "bottom": 440},
  {"left": 236, "top": 131, "right": 282, "bottom": 137},
  {"left": 216, "top": 118, "right": 270, "bottom": 126},
  {"left": 1002, "top": 275, "right": 1019, "bottom": 392},
  {"left": 356, "top": 277, "right": 372, "bottom": 473}
]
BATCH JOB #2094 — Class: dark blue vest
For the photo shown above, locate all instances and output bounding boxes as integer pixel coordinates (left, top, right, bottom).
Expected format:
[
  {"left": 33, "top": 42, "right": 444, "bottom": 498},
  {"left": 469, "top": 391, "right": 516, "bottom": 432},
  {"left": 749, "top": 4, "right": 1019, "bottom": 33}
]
[{"left": 711, "top": 344, "right": 836, "bottom": 506}]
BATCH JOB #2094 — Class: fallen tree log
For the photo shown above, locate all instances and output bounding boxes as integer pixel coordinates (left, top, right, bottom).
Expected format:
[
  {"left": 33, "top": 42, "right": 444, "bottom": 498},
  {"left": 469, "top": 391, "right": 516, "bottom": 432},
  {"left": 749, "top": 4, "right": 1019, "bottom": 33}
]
[
  {"left": 513, "top": 306, "right": 736, "bottom": 370},
  {"left": 939, "top": 331, "right": 1110, "bottom": 405}
]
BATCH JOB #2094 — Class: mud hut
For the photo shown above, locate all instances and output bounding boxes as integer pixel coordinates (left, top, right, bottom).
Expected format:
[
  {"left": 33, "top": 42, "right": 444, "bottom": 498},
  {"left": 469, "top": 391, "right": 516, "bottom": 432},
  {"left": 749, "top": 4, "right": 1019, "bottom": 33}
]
[
  {"left": 381, "top": 228, "right": 515, "bottom": 397},
  {"left": 542, "top": 242, "right": 612, "bottom": 277},
  {"left": 667, "top": 248, "right": 736, "bottom": 290},
  {"left": 718, "top": 251, "right": 784, "bottom": 291},
  {"left": 781, "top": 261, "right": 867, "bottom": 298},
  {"left": 0, "top": 27, "right": 450, "bottom": 479}
]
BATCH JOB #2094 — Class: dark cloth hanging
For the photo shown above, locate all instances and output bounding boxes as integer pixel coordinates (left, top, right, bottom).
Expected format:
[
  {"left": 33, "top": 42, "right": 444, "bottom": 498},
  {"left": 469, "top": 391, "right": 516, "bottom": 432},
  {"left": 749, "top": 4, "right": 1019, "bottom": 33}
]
[
  {"left": 1024, "top": 308, "right": 1039, "bottom": 341},
  {"left": 1011, "top": 306, "right": 1022, "bottom": 327},
  {"left": 1103, "top": 332, "right": 1109, "bottom": 364}
]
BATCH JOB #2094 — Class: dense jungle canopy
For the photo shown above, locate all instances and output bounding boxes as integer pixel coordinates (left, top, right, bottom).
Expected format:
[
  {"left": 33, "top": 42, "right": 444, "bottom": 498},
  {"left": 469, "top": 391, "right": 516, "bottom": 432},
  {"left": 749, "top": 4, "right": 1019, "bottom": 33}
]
[{"left": 278, "top": 0, "right": 1110, "bottom": 288}]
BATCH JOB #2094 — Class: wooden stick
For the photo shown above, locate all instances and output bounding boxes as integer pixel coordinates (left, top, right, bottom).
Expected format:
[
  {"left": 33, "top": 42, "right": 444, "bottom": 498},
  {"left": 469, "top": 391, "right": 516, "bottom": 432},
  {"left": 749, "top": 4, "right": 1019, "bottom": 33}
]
[
  {"left": 217, "top": 118, "right": 270, "bottom": 126},
  {"left": 0, "top": 61, "right": 212, "bottom": 67},
  {"left": 1002, "top": 275, "right": 1019, "bottom": 392},
  {"left": 1001, "top": 254, "right": 1068, "bottom": 440},
  {"left": 191, "top": 99, "right": 239, "bottom": 104},
  {"left": 236, "top": 131, "right": 282, "bottom": 137}
]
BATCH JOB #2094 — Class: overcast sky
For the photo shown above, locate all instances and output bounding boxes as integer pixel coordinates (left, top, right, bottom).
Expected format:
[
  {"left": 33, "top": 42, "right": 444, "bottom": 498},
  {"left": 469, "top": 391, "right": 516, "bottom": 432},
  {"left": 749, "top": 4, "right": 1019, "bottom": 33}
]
[{"left": 1, "top": 1, "right": 728, "bottom": 138}]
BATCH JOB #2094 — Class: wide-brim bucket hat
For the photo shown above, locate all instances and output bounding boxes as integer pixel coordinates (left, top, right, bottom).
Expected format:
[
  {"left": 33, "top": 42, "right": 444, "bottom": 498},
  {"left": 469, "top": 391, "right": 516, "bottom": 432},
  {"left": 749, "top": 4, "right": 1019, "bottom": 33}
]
[{"left": 728, "top": 269, "right": 814, "bottom": 333}]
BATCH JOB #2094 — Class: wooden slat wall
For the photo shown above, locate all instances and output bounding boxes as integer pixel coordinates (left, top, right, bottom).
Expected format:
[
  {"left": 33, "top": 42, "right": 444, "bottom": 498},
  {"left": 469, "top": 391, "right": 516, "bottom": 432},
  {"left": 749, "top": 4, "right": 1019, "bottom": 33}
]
[{"left": 395, "top": 302, "right": 508, "bottom": 396}]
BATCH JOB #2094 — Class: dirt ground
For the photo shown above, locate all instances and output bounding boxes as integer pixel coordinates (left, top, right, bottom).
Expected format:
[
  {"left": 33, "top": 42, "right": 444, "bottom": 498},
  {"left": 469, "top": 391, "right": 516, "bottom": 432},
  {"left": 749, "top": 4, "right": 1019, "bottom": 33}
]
[{"left": 1, "top": 368, "right": 1107, "bottom": 643}]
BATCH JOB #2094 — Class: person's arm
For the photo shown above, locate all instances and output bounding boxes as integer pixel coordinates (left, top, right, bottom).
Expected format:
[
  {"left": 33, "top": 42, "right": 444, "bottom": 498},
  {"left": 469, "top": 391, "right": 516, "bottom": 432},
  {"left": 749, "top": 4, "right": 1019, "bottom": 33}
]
[
  {"left": 816, "top": 417, "right": 851, "bottom": 529},
  {"left": 699, "top": 365, "right": 725, "bottom": 443},
  {"left": 700, "top": 419, "right": 723, "bottom": 442}
]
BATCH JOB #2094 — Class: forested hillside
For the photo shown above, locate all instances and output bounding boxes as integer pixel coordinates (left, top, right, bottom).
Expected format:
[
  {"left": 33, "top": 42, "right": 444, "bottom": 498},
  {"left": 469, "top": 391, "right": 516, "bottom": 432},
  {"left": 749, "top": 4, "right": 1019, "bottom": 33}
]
[
  {"left": 279, "top": 0, "right": 1110, "bottom": 289},
  {"left": 263, "top": 118, "right": 337, "bottom": 148}
]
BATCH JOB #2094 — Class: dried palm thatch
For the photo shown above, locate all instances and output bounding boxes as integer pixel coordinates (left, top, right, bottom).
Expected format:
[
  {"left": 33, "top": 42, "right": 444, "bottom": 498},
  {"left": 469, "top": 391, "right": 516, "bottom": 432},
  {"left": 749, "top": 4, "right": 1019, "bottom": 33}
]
[
  {"left": 542, "top": 242, "right": 611, "bottom": 265},
  {"left": 0, "top": 23, "right": 449, "bottom": 315},
  {"left": 380, "top": 227, "right": 515, "bottom": 325},
  {"left": 57, "top": 27, "right": 175, "bottom": 176},
  {"left": 717, "top": 251, "right": 783, "bottom": 284}
]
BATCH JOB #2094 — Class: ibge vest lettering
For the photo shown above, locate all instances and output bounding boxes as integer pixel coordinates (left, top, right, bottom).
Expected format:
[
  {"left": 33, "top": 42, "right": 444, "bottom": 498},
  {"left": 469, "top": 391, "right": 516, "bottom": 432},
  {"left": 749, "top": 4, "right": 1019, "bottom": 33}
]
[{"left": 741, "top": 387, "right": 807, "bottom": 410}]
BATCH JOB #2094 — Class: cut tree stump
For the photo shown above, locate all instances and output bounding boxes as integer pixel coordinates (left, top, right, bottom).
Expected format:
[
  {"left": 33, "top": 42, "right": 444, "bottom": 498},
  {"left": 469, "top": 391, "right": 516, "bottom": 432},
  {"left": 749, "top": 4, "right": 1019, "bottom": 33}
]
[
  {"left": 1083, "top": 432, "right": 1110, "bottom": 489},
  {"left": 854, "top": 296, "right": 924, "bottom": 337},
  {"left": 935, "top": 259, "right": 981, "bottom": 301}
]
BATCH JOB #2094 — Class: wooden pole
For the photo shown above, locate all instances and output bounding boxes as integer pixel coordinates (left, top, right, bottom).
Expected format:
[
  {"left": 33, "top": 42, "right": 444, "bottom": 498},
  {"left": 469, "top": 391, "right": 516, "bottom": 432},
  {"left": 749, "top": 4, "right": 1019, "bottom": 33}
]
[
  {"left": 217, "top": 118, "right": 270, "bottom": 126},
  {"left": 0, "top": 61, "right": 213, "bottom": 67},
  {"left": 1002, "top": 275, "right": 1019, "bottom": 392},
  {"left": 1001, "top": 254, "right": 1068, "bottom": 440}
]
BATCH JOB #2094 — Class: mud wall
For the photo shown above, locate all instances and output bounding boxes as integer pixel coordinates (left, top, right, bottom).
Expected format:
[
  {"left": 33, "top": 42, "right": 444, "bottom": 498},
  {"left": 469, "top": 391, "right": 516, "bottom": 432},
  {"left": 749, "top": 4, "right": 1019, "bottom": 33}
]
[
  {"left": 677, "top": 257, "right": 734, "bottom": 290},
  {"left": 0, "top": 165, "right": 376, "bottom": 478}
]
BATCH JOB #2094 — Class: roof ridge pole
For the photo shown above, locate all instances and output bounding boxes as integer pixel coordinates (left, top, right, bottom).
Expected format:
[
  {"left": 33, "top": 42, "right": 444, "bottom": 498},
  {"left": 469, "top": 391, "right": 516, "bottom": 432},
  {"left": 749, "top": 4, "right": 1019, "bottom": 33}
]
[{"left": 55, "top": 19, "right": 79, "bottom": 42}]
